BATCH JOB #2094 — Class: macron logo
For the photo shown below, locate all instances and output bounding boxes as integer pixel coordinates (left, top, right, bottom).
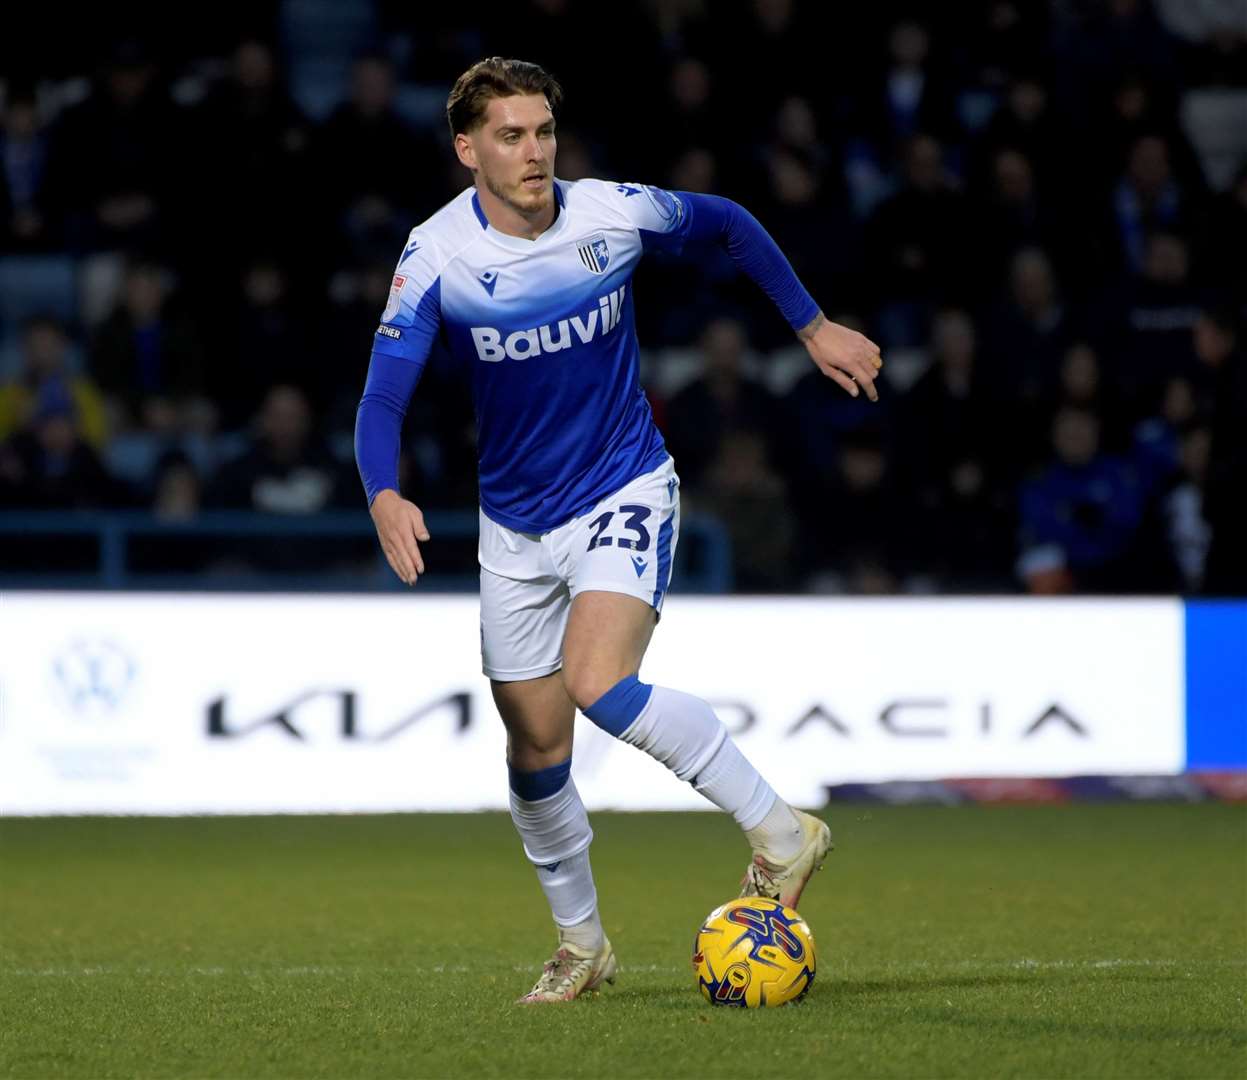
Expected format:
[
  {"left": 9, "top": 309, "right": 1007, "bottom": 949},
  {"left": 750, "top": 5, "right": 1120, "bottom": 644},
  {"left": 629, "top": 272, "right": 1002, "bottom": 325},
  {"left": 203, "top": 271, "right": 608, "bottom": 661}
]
[{"left": 470, "top": 285, "right": 626, "bottom": 362}]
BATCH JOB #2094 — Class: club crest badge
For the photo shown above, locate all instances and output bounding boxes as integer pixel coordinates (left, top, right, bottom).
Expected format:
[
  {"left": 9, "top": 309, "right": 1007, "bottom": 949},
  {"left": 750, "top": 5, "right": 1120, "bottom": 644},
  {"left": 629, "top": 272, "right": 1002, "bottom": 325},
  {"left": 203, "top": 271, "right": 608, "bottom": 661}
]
[{"left": 577, "top": 234, "right": 611, "bottom": 275}]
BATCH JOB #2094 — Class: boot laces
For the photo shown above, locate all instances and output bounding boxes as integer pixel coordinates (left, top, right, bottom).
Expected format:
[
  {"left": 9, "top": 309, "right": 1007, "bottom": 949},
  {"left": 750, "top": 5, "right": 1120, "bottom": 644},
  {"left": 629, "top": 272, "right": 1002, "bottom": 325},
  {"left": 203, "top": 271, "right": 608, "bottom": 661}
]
[{"left": 529, "top": 948, "right": 591, "bottom": 996}]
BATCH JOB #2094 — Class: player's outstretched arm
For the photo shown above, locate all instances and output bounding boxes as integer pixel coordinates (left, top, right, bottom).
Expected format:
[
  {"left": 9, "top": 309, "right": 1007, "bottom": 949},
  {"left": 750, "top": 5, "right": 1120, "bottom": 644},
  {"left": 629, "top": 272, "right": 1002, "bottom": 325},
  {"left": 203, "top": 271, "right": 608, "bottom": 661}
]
[
  {"left": 797, "top": 311, "right": 883, "bottom": 402},
  {"left": 369, "top": 489, "right": 431, "bottom": 586},
  {"left": 637, "top": 189, "right": 883, "bottom": 400}
]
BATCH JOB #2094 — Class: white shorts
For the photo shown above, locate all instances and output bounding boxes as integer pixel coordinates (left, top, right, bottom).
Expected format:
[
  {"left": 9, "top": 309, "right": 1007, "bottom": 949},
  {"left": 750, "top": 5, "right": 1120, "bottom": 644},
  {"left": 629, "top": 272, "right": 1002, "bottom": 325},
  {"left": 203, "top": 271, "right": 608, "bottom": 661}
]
[{"left": 479, "top": 457, "right": 681, "bottom": 682}]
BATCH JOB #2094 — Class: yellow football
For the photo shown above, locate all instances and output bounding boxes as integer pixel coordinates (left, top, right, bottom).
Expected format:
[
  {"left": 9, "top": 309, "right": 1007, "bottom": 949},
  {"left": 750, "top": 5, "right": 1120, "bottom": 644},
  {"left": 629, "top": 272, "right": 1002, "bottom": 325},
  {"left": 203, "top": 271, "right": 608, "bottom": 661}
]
[{"left": 692, "top": 897, "right": 816, "bottom": 1007}]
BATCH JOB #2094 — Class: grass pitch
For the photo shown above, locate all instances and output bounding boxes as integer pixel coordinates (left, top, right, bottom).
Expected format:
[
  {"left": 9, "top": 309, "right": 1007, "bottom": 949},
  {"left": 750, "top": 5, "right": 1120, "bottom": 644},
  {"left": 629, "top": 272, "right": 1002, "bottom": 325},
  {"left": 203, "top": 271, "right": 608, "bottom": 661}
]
[{"left": 2, "top": 805, "right": 1244, "bottom": 1079}]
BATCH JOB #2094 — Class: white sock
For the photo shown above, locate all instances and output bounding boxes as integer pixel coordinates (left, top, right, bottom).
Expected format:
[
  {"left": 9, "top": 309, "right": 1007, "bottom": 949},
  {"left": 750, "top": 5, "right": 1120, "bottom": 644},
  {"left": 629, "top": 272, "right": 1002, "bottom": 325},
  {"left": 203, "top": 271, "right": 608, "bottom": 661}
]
[
  {"left": 613, "top": 683, "right": 780, "bottom": 831},
  {"left": 555, "top": 876, "right": 605, "bottom": 952},
  {"left": 743, "top": 792, "right": 805, "bottom": 861},
  {"left": 508, "top": 773, "right": 602, "bottom": 945}
]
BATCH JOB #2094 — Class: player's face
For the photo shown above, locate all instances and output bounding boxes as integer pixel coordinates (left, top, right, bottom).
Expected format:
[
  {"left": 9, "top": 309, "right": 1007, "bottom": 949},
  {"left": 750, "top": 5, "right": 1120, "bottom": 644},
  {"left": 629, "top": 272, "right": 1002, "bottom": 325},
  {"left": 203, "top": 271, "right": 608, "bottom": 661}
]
[{"left": 465, "top": 94, "right": 557, "bottom": 217}]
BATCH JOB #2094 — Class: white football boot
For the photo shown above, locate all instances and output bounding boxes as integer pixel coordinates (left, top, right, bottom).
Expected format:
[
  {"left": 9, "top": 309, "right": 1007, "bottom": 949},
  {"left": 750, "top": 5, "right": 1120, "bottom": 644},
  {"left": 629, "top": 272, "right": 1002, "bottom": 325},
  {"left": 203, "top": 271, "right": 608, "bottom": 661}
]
[
  {"left": 517, "top": 935, "right": 617, "bottom": 1004},
  {"left": 739, "top": 809, "right": 833, "bottom": 911}
]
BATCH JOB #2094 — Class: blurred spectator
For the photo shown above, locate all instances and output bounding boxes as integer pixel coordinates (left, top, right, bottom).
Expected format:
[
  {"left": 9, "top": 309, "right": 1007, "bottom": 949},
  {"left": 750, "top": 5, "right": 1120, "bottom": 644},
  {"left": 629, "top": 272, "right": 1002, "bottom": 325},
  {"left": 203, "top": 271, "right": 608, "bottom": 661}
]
[
  {"left": 1161, "top": 424, "right": 1213, "bottom": 592},
  {"left": 1105, "top": 230, "right": 1202, "bottom": 417},
  {"left": 121, "top": 447, "right": 216, "bottom": 575},
  {"left": 859, "top": 20, "right": 958, "bottom": 154},
  {"left": 1050, "top": 342, "right": 1125, "bottom": 434},
  {"left": 315, "top": 52, "right": 438, "bottom": 256},
  {"left": 0, "top": 86, "right": 54, "bottom": 250},
  {"left": 151, "top": 448, "right": 203, "bottom": 521},
  {"left": 668, "top": 147, "right": 718, "bottom": 193},
  {"left": 985, "top": 247, "right": 1070, "bottom": 413},
  {"left": 1097, "top": 72, "right": 1206, "bottom": 197},
  {"left": 211, "top": 257, "right": 315, "bottom": 429},
  {"left": 1112, "top": 134, "right": 1192, "bottom": 271},
  {"left": 649, "top": 58, "right": 730, "bottom": 174},
  {"left": 981, "top": 72, "right": 1065, "bottom": 184},
  {"left": 188, "top": 37, "right": 311, "bottom": 271},
  {"left": 663, "top": 317, "right": 782, "bottom": 487},
  {"left": 866, "top": 133, "right": 970, "bottom": 344},
  {"left": 43, "top": 39, "right": 172, "bottom": 253},
  {"left": 799, "top": 425, "right": 905, "bottom": 591},
  {"left": 0, "top": 316, "right": 108, "bottom": 449},
  {"left": 90, "top": 260, "right": 208, "bottom": 433},
  {"left": 782, "top": 314, "right": 894, "bottom": 490},
  {"left": 208, "top": 384, "right": 352, "bottom": 513},
  {"left": 0, "top": 386, "right": 118, "bottom": 509},
  {"left": 971, "top": 148, "right": 1064, "bottom": 291},
  {"left": 1018, "top": 406, "right": 1169, "bottom": 593},
  {"left": 979, "top": 71, "right": 1113, "bottom": 295},
  {"left": 772, "top": 96, "right": 828, "bottom": 166},
  {"left": 898, "top": 309, "right": 1014, "bottom": 586},
  {"left": 1194, "top": 307, "right": 1247, "bottom": 595},
  {"left": 697, "top": 428, "right": 798, "bottom": 592},
  {"left": 1130, "top": 372, "right": 1199, "bottom": 510}
]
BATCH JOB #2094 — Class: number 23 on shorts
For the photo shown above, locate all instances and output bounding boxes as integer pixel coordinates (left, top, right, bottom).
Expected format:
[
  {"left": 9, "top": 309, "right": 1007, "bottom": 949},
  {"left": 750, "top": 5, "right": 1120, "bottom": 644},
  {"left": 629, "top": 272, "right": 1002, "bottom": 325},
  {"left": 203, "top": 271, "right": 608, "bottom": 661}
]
[{"left": 586, "top": 504, "right": 651, "bottom": 551}]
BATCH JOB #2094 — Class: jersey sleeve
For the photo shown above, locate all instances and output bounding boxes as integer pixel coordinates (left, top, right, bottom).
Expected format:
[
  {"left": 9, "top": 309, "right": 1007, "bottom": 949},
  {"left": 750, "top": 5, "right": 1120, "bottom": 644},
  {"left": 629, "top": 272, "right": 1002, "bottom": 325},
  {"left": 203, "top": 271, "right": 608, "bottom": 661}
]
[
  {"left": 603, "top": 181, "right": 819, "bottom": 331},
  {"left": 354, "top": 232, "right": 443, "bottom": 505},
  {"left": 604, "top": 182, "right": 693, "bottom": 254},
  {"left": 371, "top": 230, "right": 442, "bottom": 366}
]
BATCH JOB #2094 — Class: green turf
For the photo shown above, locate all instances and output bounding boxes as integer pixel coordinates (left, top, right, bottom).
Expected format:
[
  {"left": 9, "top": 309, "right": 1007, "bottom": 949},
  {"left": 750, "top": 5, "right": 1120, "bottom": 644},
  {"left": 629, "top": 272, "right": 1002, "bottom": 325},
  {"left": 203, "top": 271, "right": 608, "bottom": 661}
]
[{"left": 2, "top": 805, "right": 1244, "bottom": 1079}]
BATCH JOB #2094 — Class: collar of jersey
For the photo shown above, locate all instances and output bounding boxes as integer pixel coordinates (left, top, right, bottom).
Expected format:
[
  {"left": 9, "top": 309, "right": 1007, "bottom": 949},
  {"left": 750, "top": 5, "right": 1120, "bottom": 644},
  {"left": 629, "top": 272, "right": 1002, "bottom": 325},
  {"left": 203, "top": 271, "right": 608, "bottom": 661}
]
[{"left": 471, "top": 181, "right": 569, "bottom": 253}]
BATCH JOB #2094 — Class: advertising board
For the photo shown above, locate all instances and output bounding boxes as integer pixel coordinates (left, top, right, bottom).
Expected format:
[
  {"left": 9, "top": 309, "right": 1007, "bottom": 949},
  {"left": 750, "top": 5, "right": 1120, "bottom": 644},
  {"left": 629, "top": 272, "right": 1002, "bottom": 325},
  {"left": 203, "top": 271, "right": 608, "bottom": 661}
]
[{"left": 0, "top": 594, "right": 1211, "bottom": 814}]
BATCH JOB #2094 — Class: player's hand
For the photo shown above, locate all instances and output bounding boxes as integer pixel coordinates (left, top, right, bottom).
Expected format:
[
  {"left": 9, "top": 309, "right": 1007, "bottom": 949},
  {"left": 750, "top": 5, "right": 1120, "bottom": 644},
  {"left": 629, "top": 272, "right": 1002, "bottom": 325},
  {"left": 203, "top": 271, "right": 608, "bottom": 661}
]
[
  {"left": 798, "top": 313, "right": 883, "bottom": 402},
  {"left": 369, "top": 489, "right": 431, "bottom": 586}
]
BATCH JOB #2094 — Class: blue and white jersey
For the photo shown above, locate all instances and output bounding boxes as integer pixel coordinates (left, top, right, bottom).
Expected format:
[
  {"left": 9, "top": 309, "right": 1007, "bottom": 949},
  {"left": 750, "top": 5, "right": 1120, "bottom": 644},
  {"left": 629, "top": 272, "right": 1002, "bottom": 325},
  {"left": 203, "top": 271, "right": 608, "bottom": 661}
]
[{"left": 373, "top": 179, "right": 691, "bottom": 533}]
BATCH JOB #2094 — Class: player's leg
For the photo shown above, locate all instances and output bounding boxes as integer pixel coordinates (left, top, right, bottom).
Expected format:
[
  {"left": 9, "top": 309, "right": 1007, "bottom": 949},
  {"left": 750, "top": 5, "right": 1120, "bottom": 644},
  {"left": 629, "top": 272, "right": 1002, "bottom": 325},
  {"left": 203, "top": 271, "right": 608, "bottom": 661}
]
[
  {"left": 479, "top": 527, "right": 615, "bottom": 1002},
  {"left": 562, "top": 590, "right": 830, "bottom": 908},
  {"left": 492, "top": 674, "right": 617, "bottom": 1002},
  {"left": 492, "top": 672, "right": 601, "bottom": 948},
  {"left": 554, "top": 460, "right": 830, "bottom": 909}
]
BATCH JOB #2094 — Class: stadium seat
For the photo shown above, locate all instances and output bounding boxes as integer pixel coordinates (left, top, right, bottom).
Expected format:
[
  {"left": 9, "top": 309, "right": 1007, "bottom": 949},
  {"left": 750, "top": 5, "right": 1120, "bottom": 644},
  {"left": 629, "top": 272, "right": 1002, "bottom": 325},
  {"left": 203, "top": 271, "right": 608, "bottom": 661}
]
[
  {"left": 0, "top": 255, "right": 78, "bottom": 332},
  {"left": 1181, "top": 89, "right": 1247, "bottom": 190},
  {"left": 104, "top": 432, "right": 166, "bottom": 487},
  {"left": 282, "top": 0, "right": 378, "bottom": 121}
]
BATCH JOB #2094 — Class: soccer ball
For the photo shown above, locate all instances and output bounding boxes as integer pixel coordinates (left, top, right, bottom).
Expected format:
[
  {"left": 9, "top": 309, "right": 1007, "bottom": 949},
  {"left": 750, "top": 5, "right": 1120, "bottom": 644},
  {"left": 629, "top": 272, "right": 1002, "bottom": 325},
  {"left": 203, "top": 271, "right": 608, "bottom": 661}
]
[{"left": 692, "top": 897, "right": 816, "bottom": 1007}]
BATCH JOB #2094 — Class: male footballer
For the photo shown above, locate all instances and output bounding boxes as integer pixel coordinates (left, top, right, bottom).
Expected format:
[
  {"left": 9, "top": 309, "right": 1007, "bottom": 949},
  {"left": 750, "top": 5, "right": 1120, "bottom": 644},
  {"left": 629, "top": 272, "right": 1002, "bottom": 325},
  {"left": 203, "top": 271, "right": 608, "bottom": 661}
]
[{"left": 355, "top": 57, "right": 882, "bottom": 1003}]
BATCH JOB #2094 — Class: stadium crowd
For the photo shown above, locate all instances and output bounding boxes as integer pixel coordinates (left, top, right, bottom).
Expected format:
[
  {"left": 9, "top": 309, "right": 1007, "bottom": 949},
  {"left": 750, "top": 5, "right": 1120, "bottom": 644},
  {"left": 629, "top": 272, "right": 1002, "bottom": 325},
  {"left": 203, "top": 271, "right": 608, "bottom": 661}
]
[{"left": 0, "top": 0, "right": 1244, "bottom": 594}]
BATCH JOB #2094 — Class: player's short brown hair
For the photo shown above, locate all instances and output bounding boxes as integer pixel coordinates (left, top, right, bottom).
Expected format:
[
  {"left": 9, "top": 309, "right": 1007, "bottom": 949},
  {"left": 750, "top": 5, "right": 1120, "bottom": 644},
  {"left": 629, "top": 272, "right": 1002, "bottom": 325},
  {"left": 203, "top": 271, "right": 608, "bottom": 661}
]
[{"left": 446, "top": 57, "right": 562, "bottom": 139}]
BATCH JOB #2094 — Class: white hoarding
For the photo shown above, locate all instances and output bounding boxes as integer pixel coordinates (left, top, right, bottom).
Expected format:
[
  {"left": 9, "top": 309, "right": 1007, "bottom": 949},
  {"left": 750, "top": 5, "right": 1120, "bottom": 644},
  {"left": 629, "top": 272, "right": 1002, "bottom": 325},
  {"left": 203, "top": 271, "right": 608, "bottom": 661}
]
[{"left": 0, "top": 594, "right": 1185, "bottom": 814}]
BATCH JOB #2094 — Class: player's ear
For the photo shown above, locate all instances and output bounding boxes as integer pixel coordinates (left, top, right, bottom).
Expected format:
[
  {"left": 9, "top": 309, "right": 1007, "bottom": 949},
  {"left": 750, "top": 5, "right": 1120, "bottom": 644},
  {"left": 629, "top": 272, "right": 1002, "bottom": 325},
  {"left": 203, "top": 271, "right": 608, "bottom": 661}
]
[{"left": 454, "top": 132, "right": 477, "bottom": 172}]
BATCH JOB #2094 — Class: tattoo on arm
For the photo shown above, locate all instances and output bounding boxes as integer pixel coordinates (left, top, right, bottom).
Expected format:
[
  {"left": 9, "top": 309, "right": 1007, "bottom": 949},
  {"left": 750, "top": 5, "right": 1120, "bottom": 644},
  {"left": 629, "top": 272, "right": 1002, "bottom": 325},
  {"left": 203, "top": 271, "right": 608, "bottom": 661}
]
[{"left": 797, "top": 311, "right": 825, "bottom": 342}]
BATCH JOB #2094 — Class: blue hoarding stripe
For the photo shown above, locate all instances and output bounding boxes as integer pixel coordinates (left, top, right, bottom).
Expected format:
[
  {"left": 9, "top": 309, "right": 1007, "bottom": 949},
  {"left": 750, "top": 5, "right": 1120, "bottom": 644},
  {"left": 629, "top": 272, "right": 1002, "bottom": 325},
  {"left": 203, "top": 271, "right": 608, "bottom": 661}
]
[{"left": 1184, "top": 601, "right": 1247, "bottom": 769}]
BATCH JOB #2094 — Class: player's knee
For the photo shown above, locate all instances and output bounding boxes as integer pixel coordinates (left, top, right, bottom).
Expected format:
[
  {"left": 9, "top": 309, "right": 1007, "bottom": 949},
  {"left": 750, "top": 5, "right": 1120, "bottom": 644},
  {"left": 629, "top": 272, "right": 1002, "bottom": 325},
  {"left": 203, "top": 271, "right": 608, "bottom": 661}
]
[
  {"left": 508, "top": 727, "right": 573, "bottom": 767},
  {"left": 577, "top": 671, "right": 655, "bottom": 740},
  {"left": 563, "top": 665, "right": 626, "bottom": 714}
]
